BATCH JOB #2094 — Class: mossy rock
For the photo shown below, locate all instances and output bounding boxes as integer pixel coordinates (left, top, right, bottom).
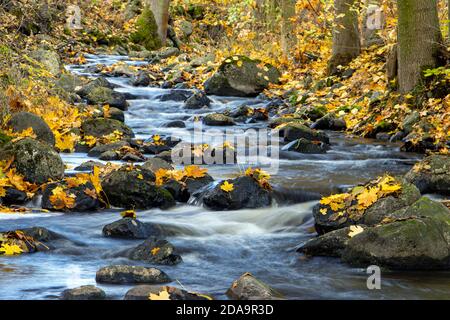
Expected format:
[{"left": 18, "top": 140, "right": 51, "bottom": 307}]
[
  {"left": 130, "top": 7, "right": 162, "bottom": 51},
  {"left": 405, "top": 155, "right": 450, "bottom": 195},
  {"left": 276, "top": 122, "right": 330, "bottom": 144},
  {"left": 0, "top": 138, "right": 64, "bottom": 184},
  {"left": 9, "top": 111, "right": 55, "bottom": 146},
  {"left": 81, "top": 118, "right": 134, "bottom": 140},
  {"left": 86, "top": 87, "right": 128, "bottom": 110}
]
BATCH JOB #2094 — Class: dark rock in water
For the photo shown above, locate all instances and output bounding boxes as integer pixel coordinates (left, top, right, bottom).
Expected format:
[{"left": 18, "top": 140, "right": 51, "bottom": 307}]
[
  {"left": 142, "top": 158, "right": 173, "bottom": 173},
  {"left": 184, "top": 91, "right": 211, "bottom": 109},
  {"left": 286, "top": 138, "right": 330, "bottom": 154},
  {"left": 55, "top": 74, "right": 84, "bottom": 93},
  {"left": 101, "top": 166, "right": 175, "bottom": 209},
  {"left": 99, "top": 150, "right": 120, "bottom": 161},
  {"left": 107, "top": 107, "right": 125, "bottom": 122},
  {"left": 375, "top": 132, "right": 391, "bottom": 141},
  {"left": 204, "top": 56, "right": 280, "bottom": 97},
  {"left": 155, "top": 151, "right": 173, "bottom": 163},
  {"left": 121, "top": 152, "right": 146, "bottom": 162},
  {"left": 203, "top": 176, "right": 272, "bottom": 211},
  {"left": 96, "top": 265, "right": 171, "bottom": 284},
  {"left": 88, "top": 141, "right": 129, "bottom": 157},
  {"left": 405, "top": 155, "right": 449, "bottom": 196},
  {"left": 401, "top": 133, "right": 438, "bottom": 153},
  {"left": 61, "top": 286, "right": 106, "bottom": 300},
  {"left": 162, "top": 120, "right": 186, "bottom": 128},
  {"left": 156, "top": 90, "right": 192, "bottom": 102},
  {"left": 76, "top": 77, "right": 117, "bottom": 97},
  {"left": 390, "top": 131, "right": 405, "bottom": 143},
  {"left": 9, "top": 112, "right": 55, "bottom": 146},
  {"left": 163, "top": 175, "right": 214, "bottom": 202},
  {"left": 125, "top": 238, "right": 182, "bottom": 265},
  {"left": 130, "top": 70, "right": 151, "bottom": 87},
  {"left": 74, "top": 161, "right": 105, "bottom": 172},
  {"left": 276, "top": 123, "right": 329, "bottom": 144},
  {"left": 1, "top": 188, "right": 28, "bottom": 206},
  {"left": 311, "top": 113, "right": 346, "bottom": 131},
  {"left": 226, "top": 273, "right": 284, "bottom": 300},
  {"left": 141, "top": 143, "right": 172, "bottom": 155},
  {"left": 313, "top": 180, "right": 421, "bottom": 234},
  {"left": 342, "top": 217, "right": 450, "bottom": 270},
  {"left": 103, "top": 218, "right": 165, "bottom": 239},
  {"left": 0, "top": 138, "right": 64, "bottom": 184},
  {"left": 81, "top": 118, "right": 134, "bottom": 140},
  {"left": 203, "top": 113, "right": 235, "bottom": 126},
  {"left": 42, "top": 181, "right": 104, "bottom": 212},
  {"left": 124, "top": 285, "right": 210, "bottom": 300},
  {"left": 268, "top": 117, "right": 305, "bottom": 129},
  {"left": 298, "top": 227, "right": 355, "bottom": 258},
  {"left": 86, "top": 87, "right": 129, "bottom": 110},
  {"left": 21, "top": 227, "right": 65, "bottom": 243},
  {"left": 298, "top": 105, "right": 327, "bottom": 122}
]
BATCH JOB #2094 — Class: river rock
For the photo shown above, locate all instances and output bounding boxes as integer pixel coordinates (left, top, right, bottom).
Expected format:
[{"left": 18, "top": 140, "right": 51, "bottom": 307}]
[
  {"left": 0, "top": 138, "right": 64, "bottom": 184},
  {"left": 163, "top": 175, "right": 214, "bottom": 202},
  {"left": 55, "top": 73, "right": 85, "bottom": 93},
  {"left": 203, "top": 113, "right": 235, "bottom": 126},
  {"left": 101, "top": 166, "right": 175, "bottom": 209},
  {"left": 74, "top": 161, "right": 105, "bottom": 172},
  {"left": 204, "top": 56, "right": 280, "bottom": 97},
  {"left": 226, "top": 273, "right": 284, "bottom": 300},
  {"left": 203, "top": 176, "right": 272, "bottom": 211},
  {"left": 9, "top": 112, "right": 55, "bottom": 146},
  {"left": 41, "top": 181, "right": 104, "bottom": 212},
  {"left": 124, "top": 285, "right": 210, "bottom": 300},
  {"left": 156, "top": 90, "right": 192, "bottom": 102},
  {"left": 130, "top": 70, "right": 151, "bottom": 87},
  {"left": 76, "top": 77, "right": 117, "bottom": 97},
  {"left": 285, "top": 138, "right": 330, "bottom": 154},
  {"left": 99, "top": 150, "right": 120, "bottom": 161},
  {"left": 61, "top": 286, "right": 106, "bottom": 300},
  {"left": 125, "top": 238, "right": 182, "bottom": 265},
  {"left": 313, "top": 180, "right": 421, "bottom": 234},
  {"left": 96, "top": 265, "right": 171, "bottom": 284},
  {"left": 311, "top": 113, "right": 347, "bottom": 131},
  {"left": 86, "top": 87, "right": 128, "bottom": 110},
  {"left": 141, "top": 158, "right": 173, "bottom": 173},
  {"left": 87, "top": 141, "right": 129, "bottom": 157},
  {"left": 103, "top": 218, "right": 165, "bottom": 239},
  {"left": 184, "top": 91, "right": 211, "bottom": 109},
  {"left": 30, "top": 48, "right": 61, "bottom": 76},
  {"left": 405, "top": 155, "right": 450, "bottom": 195},
  {"left": 161, "top": 120, "right": 186, "bottom": 128},
  {"left": 106, "top": 107, "right": 125, "bottom": 123},
  {"left": 1, "top": 188, "right": 28, "bottom": 206},
  {"left": 297, "top": 227, "right": 355, "bottom": 258},
  {"left": 81, "top": 118, "right": 134, "bottom": 140},
  {"left": 276, "top": 123, "right": 329, "bottom": 144}
]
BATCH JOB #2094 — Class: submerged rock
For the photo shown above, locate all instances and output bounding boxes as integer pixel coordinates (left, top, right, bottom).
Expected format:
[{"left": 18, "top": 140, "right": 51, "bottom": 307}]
[
  {"left": 204, "top": 56, "right": 280, "bottom": 97},
  {"left": 203, "top": 176, "right": 272, "bottom": 211},
  {"left": 285, "top": 138, "right": 330, "bottom": 154},
  {"left": 405, "top": 155, "right": 449, "bottom": 195},
  {"left": 124, "top": 285, "right": 210, "bottom": 300},
  {"left": 226, "top": 273, "right": 284, "bottom": 300},
  {"left": 96, "top": 265, "right": 171, "bottom": 284},
  {"left": 184, "top": 91, "right": 211, "bottom": 109},
  {"left": 9, "top": 112, "right": 55, "bottom": 146},
  {"left": 103, "top": 218, "right": 165, "bottom": 239},
  {"left": 61, "top": 286, "right": 106, "bottom": 300},
  {"left": 125, "top": 238, "right": 182, "bottom": 265},
  {"left": 101, "top": 167, "right": 174, "bottom": 209},
  {"left": 0, "top": 138, "right": 64, "bottom": 184},
  {"left": 276, "top": 123, "right": 329, "bottom": 144},
  {"left": 156, "top": 90, "right": 192, "bottom": 102},
  {"left": 163, "top": 175, "right": 214, "bottom": 202},
  {"left": 203, "top": 113, "right": 235, "bottom": 126}
]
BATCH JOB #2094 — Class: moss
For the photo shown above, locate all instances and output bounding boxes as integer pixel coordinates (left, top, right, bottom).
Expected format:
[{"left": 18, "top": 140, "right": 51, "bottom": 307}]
[
  {"left": 130, "top": 7, "right": 162, "bottom": 51},
  {"left": 0, "top": 130, "right": 12, "bottom": 147}
]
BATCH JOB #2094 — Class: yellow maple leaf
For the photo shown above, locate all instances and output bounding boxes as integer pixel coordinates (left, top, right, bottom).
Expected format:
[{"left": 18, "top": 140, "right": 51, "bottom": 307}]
[
  {"left": 121, "top": 210, "right": 137, "bottom": 219},
  {"left": 220, "top": 181, "right": 234, "bottom": 193},
  {"left": 184, "top": 165, "right": 207, "bottom": 179},
  {"left": 0, "top": 243, "right": 23, "bottom": 256},
  {"left": 357, "top": 187, "right": 379, "bottom": 209},
  {"left": 149, "top": 288, "right": 171, "bottom": 300},
  {"left": 151, "top": 247, "right": 160, "bottom": 256},
  {"left": 348, "top": 225, "right": 364, "bottom": 238}
]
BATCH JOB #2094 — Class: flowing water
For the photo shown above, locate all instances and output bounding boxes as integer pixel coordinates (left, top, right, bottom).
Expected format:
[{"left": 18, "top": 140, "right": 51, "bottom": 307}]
[{"left": 1, "top": 54, "right": 450, "bottom": 300}]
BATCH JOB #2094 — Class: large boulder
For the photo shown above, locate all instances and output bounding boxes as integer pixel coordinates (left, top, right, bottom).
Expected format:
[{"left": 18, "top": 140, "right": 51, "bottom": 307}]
[
  {"left": 124, "top": 238, "right": 182, "bottom": 265},
  {"left": 96, "top": 265, "right": 171, "bottom": 284},
  {"left": 81, "top": 118, "right": 134, "bottom": 140},
  {"left": 86, "top": 87, "right": 128, "bottom": 110},
  {"left": 30, "top": 48, "right": 61, "bottom": 76},
  {"left": 226, "top": 273, "right": 284, "bottom": 300},
  {"left": 61, "top": 286, "right": 106, "bottom": 300},
  {"left": 101, "top": 167, "right": 175, "bottom": 209},
  {"left": 76, "top": 77, "right": 116, "bottom": 97},
  {"left": 124, "top": 285, "right": 210, "bottom": 300},
  {"left": 203, "top": 176, "right": 272, "bottom": 211},
  {"left": 313, "top": 178, "right": 421, "bottom": 234},
  {"left": 405, "top": 155, "right": 449, "bottom": 196},
  {"left": 103, "top": 218, "right": 166, "bottom": 239},
  {"left": 297, "top": 227, "right": 354, "bottom": 258},
  {"left": 9, "top": 112, "right": 55, "bottom": 146},
  {"left": 130, "top": 7, "right": 162, "bottom": 50},
  {"left": 204, "top": 56, "right": 280, "bottom": 97},
  {"left": 0, "top": 138, "right": 64, "bottom": 184},
  {"left": 163, "top": 175, "right": 214, "bottom": 202}
]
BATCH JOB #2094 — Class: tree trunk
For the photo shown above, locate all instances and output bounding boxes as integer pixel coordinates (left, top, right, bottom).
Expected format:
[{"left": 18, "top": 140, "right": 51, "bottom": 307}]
[
  {"left": 327, "top": 0, "right": 361, "bottom": 75},
  {"left": 281, "top": 0, "right": 296, "bottom": 58},
  {"left": 397, "top": 0, "right": 443, "bottom": 92},
  {"left": 148, "top": 0, "right": 170, "bottom": 45}
]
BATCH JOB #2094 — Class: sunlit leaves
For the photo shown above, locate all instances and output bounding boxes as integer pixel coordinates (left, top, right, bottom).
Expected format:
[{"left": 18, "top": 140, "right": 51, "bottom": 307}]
[
  {"left": 121, "top": 210, "right": 137, "bottom": 219},
  {"left": 348, "top": 225, "right": 364, "bottom": 238},
  {"left": 0, "top": 243, "right": 23, "bottom": 256},
  {"left": 149, "top": 288, "right": 171, "bottom": 300},
  {"left": 155, "top": 166, "right": 208, "bottom": 186},
  {"left": 220, "top": 181, "right": 234, "bottom": 193}
]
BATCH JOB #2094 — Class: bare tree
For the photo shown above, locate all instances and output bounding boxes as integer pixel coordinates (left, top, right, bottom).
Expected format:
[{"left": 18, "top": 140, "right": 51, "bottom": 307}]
[{"left": 397, "top": 0, "right": 443, "bottom": 92}]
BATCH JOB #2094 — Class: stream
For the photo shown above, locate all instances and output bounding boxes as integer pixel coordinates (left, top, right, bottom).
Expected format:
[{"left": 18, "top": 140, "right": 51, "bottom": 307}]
[{"left": 1, "top": 54, "right": 450, "bottom": 300}]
